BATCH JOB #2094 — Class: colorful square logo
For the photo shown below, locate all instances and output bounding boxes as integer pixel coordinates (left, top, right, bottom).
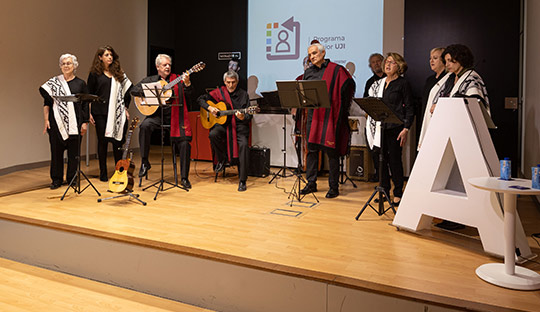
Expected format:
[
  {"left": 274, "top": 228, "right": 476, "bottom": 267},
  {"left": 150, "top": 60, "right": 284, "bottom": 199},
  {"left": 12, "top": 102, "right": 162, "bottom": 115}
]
[{"left": 266, "top": 17, "right": 300, "bottom": 61}]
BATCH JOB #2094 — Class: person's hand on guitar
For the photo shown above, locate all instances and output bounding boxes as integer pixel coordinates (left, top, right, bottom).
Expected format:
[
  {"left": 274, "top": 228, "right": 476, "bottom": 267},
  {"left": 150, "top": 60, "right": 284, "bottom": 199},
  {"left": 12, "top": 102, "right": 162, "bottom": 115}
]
[
  {"left": 125, "top": 109, "right": 130, "bottom": 121},
  {"left": 208, "top": 105, "right": 220, "bottom": 117},
  {"left": 235, "top": 111, "right": 245, "bottom": 120},
  {"left": 89, "top": 113, "right": 96, "bottom": 126},
  {"left": 183, "top": 71, "right": 191, "bottom": 87}
]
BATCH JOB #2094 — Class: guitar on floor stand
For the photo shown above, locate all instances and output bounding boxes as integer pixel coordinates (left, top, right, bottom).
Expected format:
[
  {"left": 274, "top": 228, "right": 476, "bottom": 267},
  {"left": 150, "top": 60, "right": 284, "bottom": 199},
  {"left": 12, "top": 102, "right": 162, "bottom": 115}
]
[{"left": 98, "top": 117, "right": 146, "bottom": 205}]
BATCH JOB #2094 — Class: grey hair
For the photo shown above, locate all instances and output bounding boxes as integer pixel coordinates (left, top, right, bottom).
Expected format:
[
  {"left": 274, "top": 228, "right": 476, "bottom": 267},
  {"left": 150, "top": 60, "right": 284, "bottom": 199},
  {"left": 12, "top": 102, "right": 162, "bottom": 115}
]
[
  {"left": 155, "top": 54, "right": 172, "bottom": 66},
  {"left": 369, "top": 53, "right": 384, "bottom": 62},
  {"left": 223, "top": 70, "right": 239, "bottom": 82},
  {"left": 59, "top": 53, "right": 78, "bottom": 68},
  {"left": 309, "top": 43, "right": 325, "bottom": 53}
]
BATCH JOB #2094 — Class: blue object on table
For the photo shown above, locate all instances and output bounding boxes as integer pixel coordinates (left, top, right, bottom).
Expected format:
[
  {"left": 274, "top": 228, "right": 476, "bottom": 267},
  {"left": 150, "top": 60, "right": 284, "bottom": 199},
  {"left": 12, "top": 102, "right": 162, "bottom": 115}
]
[
  {"left": 500, "top": 157, "right": 511, "bottom": 180},
  {"left": 532, "top": 165, "right": 540, "bottom": 189}
]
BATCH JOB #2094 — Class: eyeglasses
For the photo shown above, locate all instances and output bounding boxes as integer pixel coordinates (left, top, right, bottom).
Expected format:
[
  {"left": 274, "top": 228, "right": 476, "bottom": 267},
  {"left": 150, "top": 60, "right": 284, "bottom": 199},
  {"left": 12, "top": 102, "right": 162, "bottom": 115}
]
[
  {"left": 385, "top": 60, "right": 397, "bottom": 65},
  {"left": 61, "top": 62, "right": 73, "bottom": 66}
]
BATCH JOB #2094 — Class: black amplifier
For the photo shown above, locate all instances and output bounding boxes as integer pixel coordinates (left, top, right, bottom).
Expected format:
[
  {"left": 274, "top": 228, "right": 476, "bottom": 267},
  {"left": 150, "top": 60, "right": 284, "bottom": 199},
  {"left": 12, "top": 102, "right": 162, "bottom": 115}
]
[{"left": 248, "top": 146, "right": 270, "bottom": 177}]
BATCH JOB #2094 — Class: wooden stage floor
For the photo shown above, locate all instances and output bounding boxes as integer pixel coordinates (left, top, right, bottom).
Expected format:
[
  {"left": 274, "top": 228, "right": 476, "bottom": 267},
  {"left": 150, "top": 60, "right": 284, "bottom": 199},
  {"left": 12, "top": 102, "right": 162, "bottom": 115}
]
[{"left": 1, "top": 151, "right": 540, "bottom": 311}]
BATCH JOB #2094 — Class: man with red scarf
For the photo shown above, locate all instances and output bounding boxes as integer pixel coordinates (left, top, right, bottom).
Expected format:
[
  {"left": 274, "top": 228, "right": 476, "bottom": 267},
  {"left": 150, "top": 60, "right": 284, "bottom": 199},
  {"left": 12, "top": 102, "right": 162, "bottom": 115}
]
[
  {"left": 299, "top": 43, "right": 356, "bottom": 198},
  {"left": 198, "top": 71, "right": 251, "bottom": 192},
  {"left": 132, "top": 54, "right": 193, "bottom": 189}
]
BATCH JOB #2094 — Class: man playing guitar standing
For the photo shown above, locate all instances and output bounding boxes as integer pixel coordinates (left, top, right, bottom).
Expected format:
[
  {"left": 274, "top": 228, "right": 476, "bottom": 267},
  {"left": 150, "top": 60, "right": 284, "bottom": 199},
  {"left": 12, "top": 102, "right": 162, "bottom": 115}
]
[{"left": 131, "top": 54, "right": 193, "bottom": 189}]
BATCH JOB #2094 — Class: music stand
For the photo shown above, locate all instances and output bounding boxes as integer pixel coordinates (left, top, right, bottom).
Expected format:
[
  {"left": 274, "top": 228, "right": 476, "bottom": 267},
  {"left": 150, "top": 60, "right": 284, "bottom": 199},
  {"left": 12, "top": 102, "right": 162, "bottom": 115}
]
[
  {"left": 140, "top": 83, "right": 188, "bottom": 200},
  {"left": 354, "top": 97, "right": 402, "bottom": 219},
  {"left": 259, "top": 90, "right": 295, "bottom": 183},
  {"left": 276, "top": 80, "right": 330, "bottom": 205},
  {"left": 52, "top": 94, "right": 102, "bottom": 200}
]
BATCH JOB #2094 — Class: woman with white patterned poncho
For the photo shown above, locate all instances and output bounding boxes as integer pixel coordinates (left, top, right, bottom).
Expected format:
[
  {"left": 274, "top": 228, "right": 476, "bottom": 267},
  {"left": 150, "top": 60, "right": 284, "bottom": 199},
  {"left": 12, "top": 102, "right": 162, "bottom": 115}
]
[
  {"left": 39, "top": 54, "right": 89, "bottom": 189},
  {"left": 87, "top": 45, "right": 132, "bottom": 182}
]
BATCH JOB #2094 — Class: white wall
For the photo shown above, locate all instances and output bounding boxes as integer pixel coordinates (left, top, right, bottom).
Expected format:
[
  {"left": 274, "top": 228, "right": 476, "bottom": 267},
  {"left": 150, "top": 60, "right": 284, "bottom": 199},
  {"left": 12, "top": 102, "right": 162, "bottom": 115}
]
[
  {"left": 524, "top": 0, "right": 540, "bottom": 177},
  {"left": 0, "top": 0, "right": 147, "bottom": 170}
]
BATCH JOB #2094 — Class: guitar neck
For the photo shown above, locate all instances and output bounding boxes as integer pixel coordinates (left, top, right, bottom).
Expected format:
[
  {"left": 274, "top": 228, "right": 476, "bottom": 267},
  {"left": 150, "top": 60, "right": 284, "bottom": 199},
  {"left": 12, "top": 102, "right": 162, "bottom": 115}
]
[
  {"left": 121, "top": 130, "right": 133, "bottom": 160},
  {"left": 163, "top": 69, "right": 193, "bottom": 90},
  {"left": 217, "top": 108, "right": 249, "bottom": 117}
]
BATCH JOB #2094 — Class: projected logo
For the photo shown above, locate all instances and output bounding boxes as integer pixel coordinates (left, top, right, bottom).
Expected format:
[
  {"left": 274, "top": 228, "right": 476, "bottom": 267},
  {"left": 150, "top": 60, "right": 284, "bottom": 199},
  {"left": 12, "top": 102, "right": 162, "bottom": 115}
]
[{"left": 265, "top": 16, "right": 300, "bottom": 61}]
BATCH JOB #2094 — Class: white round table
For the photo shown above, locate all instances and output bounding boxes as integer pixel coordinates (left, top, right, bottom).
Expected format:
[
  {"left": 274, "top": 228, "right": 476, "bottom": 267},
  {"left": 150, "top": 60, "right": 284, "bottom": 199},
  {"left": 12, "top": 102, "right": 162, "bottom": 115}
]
[{"left": 468, "top": 177, "right": 540, "bottom": 290}]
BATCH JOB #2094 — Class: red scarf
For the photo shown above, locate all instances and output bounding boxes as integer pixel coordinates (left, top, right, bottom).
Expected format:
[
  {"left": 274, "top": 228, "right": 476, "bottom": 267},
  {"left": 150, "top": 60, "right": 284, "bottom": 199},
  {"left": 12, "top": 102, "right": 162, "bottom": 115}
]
[
  {"left": 308, "top": 62, "right": 355, "bottom": 155},
  {"left": 169, "top": 73, "right": 191, "bottom": 138}
]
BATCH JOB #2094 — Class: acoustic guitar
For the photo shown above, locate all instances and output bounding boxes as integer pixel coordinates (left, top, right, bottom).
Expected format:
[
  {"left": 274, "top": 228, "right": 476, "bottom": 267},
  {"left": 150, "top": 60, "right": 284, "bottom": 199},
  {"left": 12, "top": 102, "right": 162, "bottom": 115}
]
[
  {"left": 134, "top": 61, "right": 206, "bottom": 116},
  {"left": 109, "top": 117, "right": 139, "bottom": 193},
  {"left": 200, "top": 100, "right": 260, "bottom": 129}
]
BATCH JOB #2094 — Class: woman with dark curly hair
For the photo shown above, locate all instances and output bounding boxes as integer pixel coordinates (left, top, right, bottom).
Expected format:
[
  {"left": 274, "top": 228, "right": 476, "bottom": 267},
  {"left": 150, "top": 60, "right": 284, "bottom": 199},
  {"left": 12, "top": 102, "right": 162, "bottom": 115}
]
[
  {"left": 87, "top": 45, "right": 132, "bottom": 181},
  {"left": 436, "top": 44, "right": 489, "bottom": 113},
  {"left": 366, "top": 52, "right": 414, "bottom": 206}
]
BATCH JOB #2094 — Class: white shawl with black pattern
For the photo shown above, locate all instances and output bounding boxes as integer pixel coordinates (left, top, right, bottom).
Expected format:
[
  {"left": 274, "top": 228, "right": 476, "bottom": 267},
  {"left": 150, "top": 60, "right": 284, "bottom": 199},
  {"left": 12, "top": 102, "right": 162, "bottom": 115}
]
[
  {"left": 41, "top": 75, "right": 78, "bottom": 140},
  {"left": 365, "top": 77, "right": 385, "bottom": 149},
  {"left": 105, "top": 74, "right": 132, "bottom": 141}
]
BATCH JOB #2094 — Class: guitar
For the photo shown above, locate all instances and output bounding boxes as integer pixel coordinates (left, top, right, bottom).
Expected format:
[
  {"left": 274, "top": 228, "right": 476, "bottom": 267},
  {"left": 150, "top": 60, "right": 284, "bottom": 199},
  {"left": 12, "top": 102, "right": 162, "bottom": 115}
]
[
  {"left": 134, "top": 62, "right": 206, "bottom": 116},
  {"left": 200, "top": 100, "right": 260, "bottom": 129},
  {"left": 109, "top": 117, "right": 139, "bottom": 193}
]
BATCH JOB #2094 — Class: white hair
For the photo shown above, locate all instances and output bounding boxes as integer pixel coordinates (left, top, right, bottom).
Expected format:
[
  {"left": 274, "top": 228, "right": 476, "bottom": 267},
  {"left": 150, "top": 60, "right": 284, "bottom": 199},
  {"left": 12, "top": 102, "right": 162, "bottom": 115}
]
[
  {"left": 309, "top": 43, "right": 325, "bottom": 53},
  {"left": 59, "top": 53, "right": 78, "bottom": 68},
  {"left": 223, "top": 70, "right": 239, "bottom": 82},
  {"left": 155, "top": 54, "right": 172, "bottom": 66}
]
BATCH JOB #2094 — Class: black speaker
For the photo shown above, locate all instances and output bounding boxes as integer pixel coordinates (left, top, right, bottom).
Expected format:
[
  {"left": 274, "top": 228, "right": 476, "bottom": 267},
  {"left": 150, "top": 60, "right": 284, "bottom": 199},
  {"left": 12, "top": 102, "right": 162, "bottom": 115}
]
[
  {"left": 248, "top": 146, "right": 270, "bottom": 177},
  {"left": 347, "top": 146, "right": 372, "bottom": 181}
]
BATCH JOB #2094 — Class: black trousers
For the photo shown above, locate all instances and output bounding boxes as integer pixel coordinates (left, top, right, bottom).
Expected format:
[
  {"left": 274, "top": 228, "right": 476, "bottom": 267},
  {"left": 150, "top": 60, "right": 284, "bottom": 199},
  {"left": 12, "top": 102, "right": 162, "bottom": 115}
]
[
  {"left": 305, "top": 145, "right": 340, "bottom": 190},
  {"left": 48, "top": 131, "right": 79, "bottom": 185},
  {"left": 139, "top": 115, "right": 163, "bottom": 161},
  {"left": 381, "top": 126, "right": 404, "bottom": 198},
  {"left": 171, "top": 138, "right": 191, "bottom": 180},
  {"left": 209, "top": 123, "right": 249, "bottom": 182},
  {"left": 94, "top": 115, "right": 124, "bottom": 180}
]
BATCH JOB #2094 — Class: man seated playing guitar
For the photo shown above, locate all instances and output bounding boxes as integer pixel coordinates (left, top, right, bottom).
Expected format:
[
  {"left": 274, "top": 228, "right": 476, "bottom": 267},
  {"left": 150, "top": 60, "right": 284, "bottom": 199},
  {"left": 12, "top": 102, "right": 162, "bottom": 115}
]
[
  {"left": 130, "top": 54, "right": 193, "bottom": 189},
  {"left": 197, "top": 70, "right": 251, "bottom": 192}
]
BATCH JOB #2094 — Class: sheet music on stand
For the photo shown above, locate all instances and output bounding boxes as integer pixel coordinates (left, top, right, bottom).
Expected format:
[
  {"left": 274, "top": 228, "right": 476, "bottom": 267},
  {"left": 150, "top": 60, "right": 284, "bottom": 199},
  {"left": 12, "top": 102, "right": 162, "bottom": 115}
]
[{"left": 141, "top": 82, "right": 165, "bottom": 106}]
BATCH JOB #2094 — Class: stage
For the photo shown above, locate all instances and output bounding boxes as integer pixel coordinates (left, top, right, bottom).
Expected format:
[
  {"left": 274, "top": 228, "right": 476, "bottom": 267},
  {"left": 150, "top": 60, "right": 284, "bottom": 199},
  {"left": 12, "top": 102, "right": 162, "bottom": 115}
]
[{"left": 0, "top": 150, "right": 539, "bottom": 312}]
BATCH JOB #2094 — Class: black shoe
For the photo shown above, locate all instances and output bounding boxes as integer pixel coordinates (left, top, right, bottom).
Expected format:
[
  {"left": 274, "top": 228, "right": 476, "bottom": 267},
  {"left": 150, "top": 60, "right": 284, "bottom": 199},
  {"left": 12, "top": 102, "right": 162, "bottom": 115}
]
[
  {"left": 139, "top": 162, "right": 151, "bottom": 178},
  {"left": 325, "top": 188, "right": 339, "bottom": 198},
  {"left": 299, "top": 183, "right": 317, "bottom": 195},
  {"left": 238, "top": 181, "right": 247, "bottom": 192},
  {"left": 50, "top": 182, "right": 62, "bottom": 190},
  {"left": 180, "top": 178, "right": 192, "bottom": 189},
  {"left": 99, "top": 176, "right": 108, "bottom": 182}
]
